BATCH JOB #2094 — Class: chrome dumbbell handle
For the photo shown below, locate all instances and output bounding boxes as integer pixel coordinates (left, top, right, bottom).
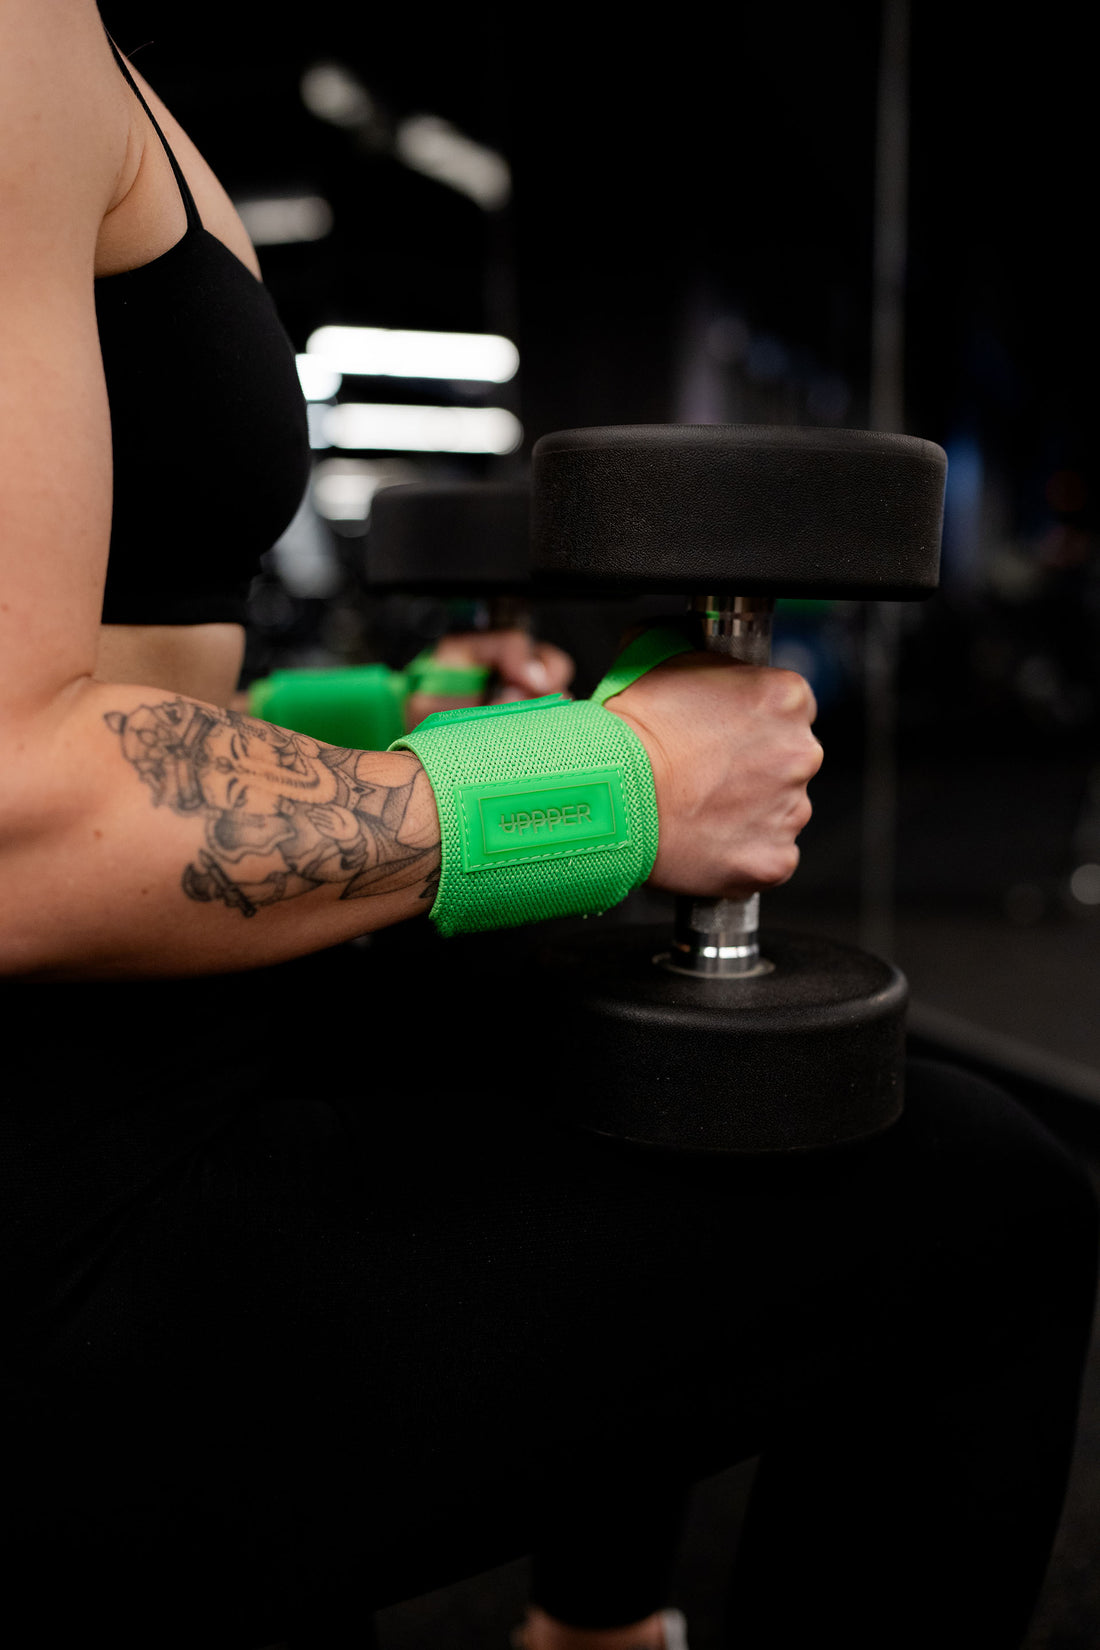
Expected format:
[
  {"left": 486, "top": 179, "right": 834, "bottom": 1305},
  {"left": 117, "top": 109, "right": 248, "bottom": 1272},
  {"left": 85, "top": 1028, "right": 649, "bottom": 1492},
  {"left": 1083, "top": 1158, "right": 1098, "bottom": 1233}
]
[{"left": 667, "top": 594, "right": 775, "bottom": 978}]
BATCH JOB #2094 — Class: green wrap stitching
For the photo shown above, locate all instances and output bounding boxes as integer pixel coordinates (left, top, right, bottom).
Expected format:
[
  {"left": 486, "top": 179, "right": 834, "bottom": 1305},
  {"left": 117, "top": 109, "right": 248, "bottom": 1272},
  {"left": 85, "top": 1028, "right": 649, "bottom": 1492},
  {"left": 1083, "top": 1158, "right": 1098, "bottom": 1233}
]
[{"left": 391, "top": 693, "right": 659, "bottom": 936}]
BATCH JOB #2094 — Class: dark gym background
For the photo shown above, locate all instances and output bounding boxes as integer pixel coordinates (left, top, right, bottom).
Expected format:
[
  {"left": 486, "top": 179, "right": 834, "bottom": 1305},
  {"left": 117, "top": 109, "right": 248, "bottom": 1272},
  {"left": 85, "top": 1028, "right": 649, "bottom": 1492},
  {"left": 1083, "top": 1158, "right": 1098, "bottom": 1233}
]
[{"left": 96, "top": 2, "right": 1100, "bottom": 1643}]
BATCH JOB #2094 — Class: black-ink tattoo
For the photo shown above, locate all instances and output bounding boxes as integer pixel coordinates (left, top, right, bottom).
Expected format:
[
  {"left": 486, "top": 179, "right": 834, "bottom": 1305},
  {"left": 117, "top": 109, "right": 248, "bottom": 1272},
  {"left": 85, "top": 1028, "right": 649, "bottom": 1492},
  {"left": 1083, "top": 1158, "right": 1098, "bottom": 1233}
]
[{"left": 104, "top": 699, "right": 440, "bottom": 917}]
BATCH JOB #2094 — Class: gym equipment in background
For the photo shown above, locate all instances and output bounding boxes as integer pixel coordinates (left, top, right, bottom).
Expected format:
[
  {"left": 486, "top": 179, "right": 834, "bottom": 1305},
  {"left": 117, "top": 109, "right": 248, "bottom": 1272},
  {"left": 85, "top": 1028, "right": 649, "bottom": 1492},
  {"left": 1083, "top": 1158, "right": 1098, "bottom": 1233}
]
[
  {"left": 367, "top": 479, "right": 531, "bottom": 635},
  {"left": 247, "top": 481, "right": 531, "bottom": 746}
]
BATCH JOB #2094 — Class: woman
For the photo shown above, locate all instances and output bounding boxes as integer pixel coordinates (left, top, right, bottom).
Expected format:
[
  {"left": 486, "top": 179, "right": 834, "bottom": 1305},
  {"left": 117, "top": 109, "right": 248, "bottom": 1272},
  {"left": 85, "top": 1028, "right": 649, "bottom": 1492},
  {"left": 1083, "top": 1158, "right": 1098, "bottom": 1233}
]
[{"left": 0, "top": 6, "right": 1095, "bottom": 1647}]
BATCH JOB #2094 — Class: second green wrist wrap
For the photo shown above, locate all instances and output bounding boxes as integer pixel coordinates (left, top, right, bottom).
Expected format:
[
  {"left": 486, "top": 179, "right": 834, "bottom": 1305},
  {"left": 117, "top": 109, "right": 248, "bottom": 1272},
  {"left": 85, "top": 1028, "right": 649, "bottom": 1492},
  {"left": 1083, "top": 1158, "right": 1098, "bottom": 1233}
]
[
  {"left": 391, "top": 693, "right": 659, "bottom": 936},
  {"left": 404, "top": 649, "right": 492, "bottom": 698},
  {"left": 249, "top": 665, "right": 409, "bottom": 751}
]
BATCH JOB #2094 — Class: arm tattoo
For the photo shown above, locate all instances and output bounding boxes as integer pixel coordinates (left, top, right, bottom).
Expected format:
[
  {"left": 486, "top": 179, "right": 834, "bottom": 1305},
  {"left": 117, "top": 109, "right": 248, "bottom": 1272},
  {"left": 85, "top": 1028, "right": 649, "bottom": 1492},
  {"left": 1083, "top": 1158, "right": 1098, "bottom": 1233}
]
[{"left": 104, "top": 699, "right": 441, "bottom": 917}]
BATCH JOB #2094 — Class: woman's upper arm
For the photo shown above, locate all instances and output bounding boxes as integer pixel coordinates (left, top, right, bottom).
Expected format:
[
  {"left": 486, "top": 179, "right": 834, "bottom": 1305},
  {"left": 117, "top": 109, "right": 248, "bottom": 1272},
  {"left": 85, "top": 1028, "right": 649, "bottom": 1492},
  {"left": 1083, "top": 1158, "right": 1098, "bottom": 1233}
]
[{"left": 0, "top": 0, "right": 131, "bottom": 724}]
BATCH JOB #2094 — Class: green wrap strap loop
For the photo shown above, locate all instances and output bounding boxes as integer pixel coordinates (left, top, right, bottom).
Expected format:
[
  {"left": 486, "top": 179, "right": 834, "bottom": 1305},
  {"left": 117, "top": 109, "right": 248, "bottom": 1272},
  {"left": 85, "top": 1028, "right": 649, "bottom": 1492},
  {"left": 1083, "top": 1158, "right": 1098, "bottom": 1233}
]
[
  {"left": 590, "top": 624, "right": 695, "bottom": 705},
  {"left": 249, "top": 665, "right": 409, "bottom": 751},
  {"left": 404, "top": 649, "right": 492, "bottom": 698},
  {"left": 391, "top": 692, "right": 659, "bottom": 937}
]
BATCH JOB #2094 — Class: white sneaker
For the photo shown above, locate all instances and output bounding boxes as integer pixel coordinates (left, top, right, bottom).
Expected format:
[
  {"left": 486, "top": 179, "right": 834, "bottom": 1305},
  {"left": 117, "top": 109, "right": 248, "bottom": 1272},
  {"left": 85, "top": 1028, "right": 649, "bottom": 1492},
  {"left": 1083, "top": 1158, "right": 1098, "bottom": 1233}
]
[
  {"left": 659, "top": 1609, "right": 689, "bottom": 1650},
  {"left": 509, "top": 1609, "right": 689, "bottom": 1650}
]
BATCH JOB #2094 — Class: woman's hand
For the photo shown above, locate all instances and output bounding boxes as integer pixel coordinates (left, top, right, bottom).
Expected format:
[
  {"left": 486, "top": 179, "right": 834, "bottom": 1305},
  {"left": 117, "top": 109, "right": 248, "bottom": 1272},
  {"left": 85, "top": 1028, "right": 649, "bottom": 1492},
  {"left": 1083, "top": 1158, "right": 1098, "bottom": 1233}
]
[
  {"left": 405, "top": 629, "right": 574, "bottom": 729},
  {"left": 606, "top": 651, "right": 823, "bottom": 899}
]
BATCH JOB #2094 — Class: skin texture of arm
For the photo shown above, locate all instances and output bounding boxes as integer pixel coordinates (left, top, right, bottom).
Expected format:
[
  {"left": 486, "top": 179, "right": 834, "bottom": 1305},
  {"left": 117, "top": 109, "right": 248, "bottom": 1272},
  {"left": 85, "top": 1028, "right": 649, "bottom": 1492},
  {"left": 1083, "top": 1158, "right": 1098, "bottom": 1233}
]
[
  {"left": 1, "top": 679, "right": 440, "bottom": 979},
  {"left": 0, "top": 3, "right": 440, "bottom": 978}
]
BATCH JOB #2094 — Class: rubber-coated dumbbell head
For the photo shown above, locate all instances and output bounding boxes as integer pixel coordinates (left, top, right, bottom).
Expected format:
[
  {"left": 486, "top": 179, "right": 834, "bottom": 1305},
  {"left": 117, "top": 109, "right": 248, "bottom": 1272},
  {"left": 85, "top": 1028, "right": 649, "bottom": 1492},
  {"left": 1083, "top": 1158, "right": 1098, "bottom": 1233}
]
[
  {"left": 532, "top": 425, "right": 945, "bottom": 597},
  {"left": 536, "top": 926, "right": 907, "bottom": 1154},
  {"left": 367, "top": 480, "right": 530, "bottom": 595}
]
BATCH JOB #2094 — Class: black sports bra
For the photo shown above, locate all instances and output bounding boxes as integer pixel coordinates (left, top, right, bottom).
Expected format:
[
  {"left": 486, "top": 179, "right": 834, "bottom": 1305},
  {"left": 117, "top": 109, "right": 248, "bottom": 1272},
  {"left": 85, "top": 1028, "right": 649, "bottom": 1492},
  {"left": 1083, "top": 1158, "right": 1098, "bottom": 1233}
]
[{"left": 95, "top": 39, "right": 311, "bottom": 626}]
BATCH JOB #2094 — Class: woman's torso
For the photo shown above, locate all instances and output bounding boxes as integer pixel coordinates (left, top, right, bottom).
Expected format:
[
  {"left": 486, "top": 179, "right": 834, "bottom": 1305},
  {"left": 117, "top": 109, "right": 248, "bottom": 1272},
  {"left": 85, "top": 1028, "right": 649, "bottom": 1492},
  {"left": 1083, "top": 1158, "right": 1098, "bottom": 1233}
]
[{"left": 93, "top": 44, "right": 269, "bottom": 708}]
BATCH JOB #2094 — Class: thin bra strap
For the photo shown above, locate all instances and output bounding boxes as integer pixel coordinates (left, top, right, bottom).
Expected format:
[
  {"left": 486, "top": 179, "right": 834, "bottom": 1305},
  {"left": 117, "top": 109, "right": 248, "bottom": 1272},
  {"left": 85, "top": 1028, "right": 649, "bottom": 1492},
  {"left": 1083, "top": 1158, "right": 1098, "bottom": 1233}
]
[{"left": 105, "top": 34, "right": 202, "bottom": 232}]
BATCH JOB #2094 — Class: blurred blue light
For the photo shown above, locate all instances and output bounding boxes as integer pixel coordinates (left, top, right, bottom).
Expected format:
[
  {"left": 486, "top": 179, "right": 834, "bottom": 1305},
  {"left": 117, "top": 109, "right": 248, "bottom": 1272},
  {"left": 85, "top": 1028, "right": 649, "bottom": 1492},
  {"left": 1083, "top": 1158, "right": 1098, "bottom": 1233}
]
[
  {"left": 744, "top": 335, "right": 789, "bottom": 383},
  {"left": 942, "top": 434, "right": 984, "bottom": 586}
]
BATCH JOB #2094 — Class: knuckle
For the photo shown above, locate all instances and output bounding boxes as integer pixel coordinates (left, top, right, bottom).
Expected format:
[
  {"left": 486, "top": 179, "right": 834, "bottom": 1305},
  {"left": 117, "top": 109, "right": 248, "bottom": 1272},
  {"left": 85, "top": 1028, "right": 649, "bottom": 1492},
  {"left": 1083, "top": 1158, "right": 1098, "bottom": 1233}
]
[
  {"left": 767, "top": 668, "right": 813, "bottom": 714},
  {"left": 743, "top": 843, "right": 800, "bottom": 888},
  {"left": 798, "top": 735, "right": 825, "bottom": 781},
  {"left": 780, "top": 734, "right": 821, "bottom": 784},
  {"left": 774, "top": 843, "right": 801, "bottom": 884}
]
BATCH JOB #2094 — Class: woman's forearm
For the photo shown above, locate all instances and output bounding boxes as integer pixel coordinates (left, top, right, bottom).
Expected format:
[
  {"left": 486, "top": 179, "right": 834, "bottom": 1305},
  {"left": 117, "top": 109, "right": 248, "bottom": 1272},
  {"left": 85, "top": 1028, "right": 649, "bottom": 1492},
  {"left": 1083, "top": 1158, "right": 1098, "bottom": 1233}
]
[{"left": 0, "top": 678, "right": 440, "bottom": 980}]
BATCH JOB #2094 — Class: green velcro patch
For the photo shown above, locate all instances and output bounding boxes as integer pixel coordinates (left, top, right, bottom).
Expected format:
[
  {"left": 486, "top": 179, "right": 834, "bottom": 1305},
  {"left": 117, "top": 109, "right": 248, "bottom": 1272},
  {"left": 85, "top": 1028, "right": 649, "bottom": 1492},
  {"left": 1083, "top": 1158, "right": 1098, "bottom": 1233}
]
[{"left": 455, "top": 767, "right": 630, "bottom": 872}]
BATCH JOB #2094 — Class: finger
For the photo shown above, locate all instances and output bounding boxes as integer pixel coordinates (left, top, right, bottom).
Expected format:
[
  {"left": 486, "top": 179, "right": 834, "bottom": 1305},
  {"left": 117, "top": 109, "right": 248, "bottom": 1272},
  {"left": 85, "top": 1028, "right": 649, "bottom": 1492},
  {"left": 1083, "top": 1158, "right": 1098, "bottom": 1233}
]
[
  {"left": 532, "top": 641, "right": 575, "bottom": 692},
  {"left": 789, "top": 668, "right": 818, "bottom": 723},
  {"left": 427, "top": 633, "right": 483, "bottom": 667},
  {"left": 489, "top": 629, "right": 555, "bottom": 693},
  {"left": 418, "top": 630, "right": 576, "bottom": 700},
  {"left": 430, "top": 629, "right": 550, "bottom": 694}
]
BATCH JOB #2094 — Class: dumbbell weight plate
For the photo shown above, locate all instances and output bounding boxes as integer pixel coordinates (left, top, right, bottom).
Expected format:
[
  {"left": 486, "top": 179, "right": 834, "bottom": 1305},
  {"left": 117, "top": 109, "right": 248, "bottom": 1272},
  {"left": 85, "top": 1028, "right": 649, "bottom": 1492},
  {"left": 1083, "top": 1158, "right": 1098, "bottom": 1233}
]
[
  {"left": 535, "top": 926, "right": 906, "bottom": 1154},
  {"left": 368, "top": 480, "right": 530, "bottom": 595},
  {"left": 532, "top": 424, "right": 945, "bottom": 597}
]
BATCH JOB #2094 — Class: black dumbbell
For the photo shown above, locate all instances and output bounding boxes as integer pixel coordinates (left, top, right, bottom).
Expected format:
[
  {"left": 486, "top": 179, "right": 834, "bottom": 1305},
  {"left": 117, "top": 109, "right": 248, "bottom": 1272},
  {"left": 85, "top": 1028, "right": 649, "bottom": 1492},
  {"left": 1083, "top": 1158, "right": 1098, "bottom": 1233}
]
[
  {"left": 530, "top": 424, "right": 947, "bottom": 1155},
  {"left": 367, "top": 479, "right": 531, "bottom": 633}
]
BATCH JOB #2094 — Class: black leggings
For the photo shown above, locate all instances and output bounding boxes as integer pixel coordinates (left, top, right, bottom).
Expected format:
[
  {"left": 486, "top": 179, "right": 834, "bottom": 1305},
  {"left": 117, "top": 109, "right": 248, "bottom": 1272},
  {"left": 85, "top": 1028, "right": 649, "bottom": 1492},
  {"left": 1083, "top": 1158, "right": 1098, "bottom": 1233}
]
[{"left": 1, "top": 936, "right": 1096, "bottom": 1649}]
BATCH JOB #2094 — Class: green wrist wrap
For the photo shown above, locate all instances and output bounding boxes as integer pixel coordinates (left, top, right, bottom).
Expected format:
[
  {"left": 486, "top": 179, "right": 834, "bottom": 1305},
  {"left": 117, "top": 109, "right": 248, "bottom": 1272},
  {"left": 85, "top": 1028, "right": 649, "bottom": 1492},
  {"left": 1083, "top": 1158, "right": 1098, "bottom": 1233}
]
[
  {"left": 391, "top": 627, "right": 690, "bottom": 937},
  {"left": 404, "top": 649, "right": 492, "bottom": 698},
  {"left": 249, "top": 665, "right": 409, "bottom": 751},
  {"left": 391, "top": 694, "right": 657, "bottom": 936},
  {"left": 590, "top": 624, "right": 695, "bottom": 702},
  {"left": 249, "top": 649, "right": 494, "bottom": 752}
]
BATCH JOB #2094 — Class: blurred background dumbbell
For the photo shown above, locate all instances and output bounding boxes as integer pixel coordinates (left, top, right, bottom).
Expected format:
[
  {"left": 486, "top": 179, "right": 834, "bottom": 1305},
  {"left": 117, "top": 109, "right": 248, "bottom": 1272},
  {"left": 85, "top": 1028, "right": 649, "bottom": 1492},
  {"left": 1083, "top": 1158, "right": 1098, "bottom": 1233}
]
[
  {"left": 247, "top": 479, "right": 531, "bottom": 747},
  {"left": 366, "top": 479, "right": 537, "bottom": 722},
  {"left": 367, "top": 478, "right": 531, "bottom": 632},
  {"left": 530, "top": 423, "right": 947, "bottom": 1154}
]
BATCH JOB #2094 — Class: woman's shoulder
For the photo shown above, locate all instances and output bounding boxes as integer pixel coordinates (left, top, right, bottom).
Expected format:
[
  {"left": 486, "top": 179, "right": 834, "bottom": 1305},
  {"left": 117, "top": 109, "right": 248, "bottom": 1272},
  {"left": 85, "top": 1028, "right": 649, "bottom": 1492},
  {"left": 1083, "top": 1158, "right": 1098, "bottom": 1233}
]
[{"left": 0, "top": 0, "right": 133, "bottom": 240}]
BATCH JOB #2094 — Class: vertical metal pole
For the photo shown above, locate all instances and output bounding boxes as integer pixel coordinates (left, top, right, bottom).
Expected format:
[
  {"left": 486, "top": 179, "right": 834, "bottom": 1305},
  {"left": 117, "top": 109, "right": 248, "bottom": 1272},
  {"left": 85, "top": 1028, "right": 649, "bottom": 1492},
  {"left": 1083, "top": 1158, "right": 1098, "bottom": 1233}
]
[{"left": 862, "top": 0, "right": 910, "bottom": 960}]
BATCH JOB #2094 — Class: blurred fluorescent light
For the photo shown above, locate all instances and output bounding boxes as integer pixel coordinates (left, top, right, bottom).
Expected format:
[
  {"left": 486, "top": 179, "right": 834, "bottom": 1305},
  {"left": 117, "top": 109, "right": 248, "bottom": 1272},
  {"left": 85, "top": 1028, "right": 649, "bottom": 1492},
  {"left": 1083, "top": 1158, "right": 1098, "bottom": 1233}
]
[
  {"left": 299, "top": 62, "right": 509, "bottom": 211},
  {"left": 305, "top": 325, "right": 518, "bottom": 383},
  {"left": 236, "top": 195, "right": 333, "bottom": 247},
  {"left": 270, "top": 492, "right": 342, "bottom": 598},
  {"left": 296, "top": 355, "right": 343, "bottom": 401},
  {"left": 309, "top": 402, "right": 522, "bottom": 454},
  {"left": 308, "top": 405, "right": 333, "bottom": 449},
  {"left": 1070, "top": 864, "right": 1100, "bottom": 905},
  {"left": 395, "top": 115, "right": 511, "bottom": 211},
  {"left": 300, "top": 62, "right": 377, "bottom": 128},
  {"left": 313, "top": 469, "right": 386, "bottom": 517},
  {"left": 311, "top": 458, "right": 417, "bottom": 522}
]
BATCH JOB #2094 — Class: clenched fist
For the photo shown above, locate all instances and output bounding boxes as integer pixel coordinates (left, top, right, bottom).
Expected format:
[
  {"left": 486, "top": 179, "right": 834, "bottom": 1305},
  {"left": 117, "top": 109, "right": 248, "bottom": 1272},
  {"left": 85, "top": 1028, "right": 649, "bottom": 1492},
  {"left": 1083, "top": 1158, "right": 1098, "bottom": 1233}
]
[{"left": 606, "top": 651, "right": 823, "bottom": 900}]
